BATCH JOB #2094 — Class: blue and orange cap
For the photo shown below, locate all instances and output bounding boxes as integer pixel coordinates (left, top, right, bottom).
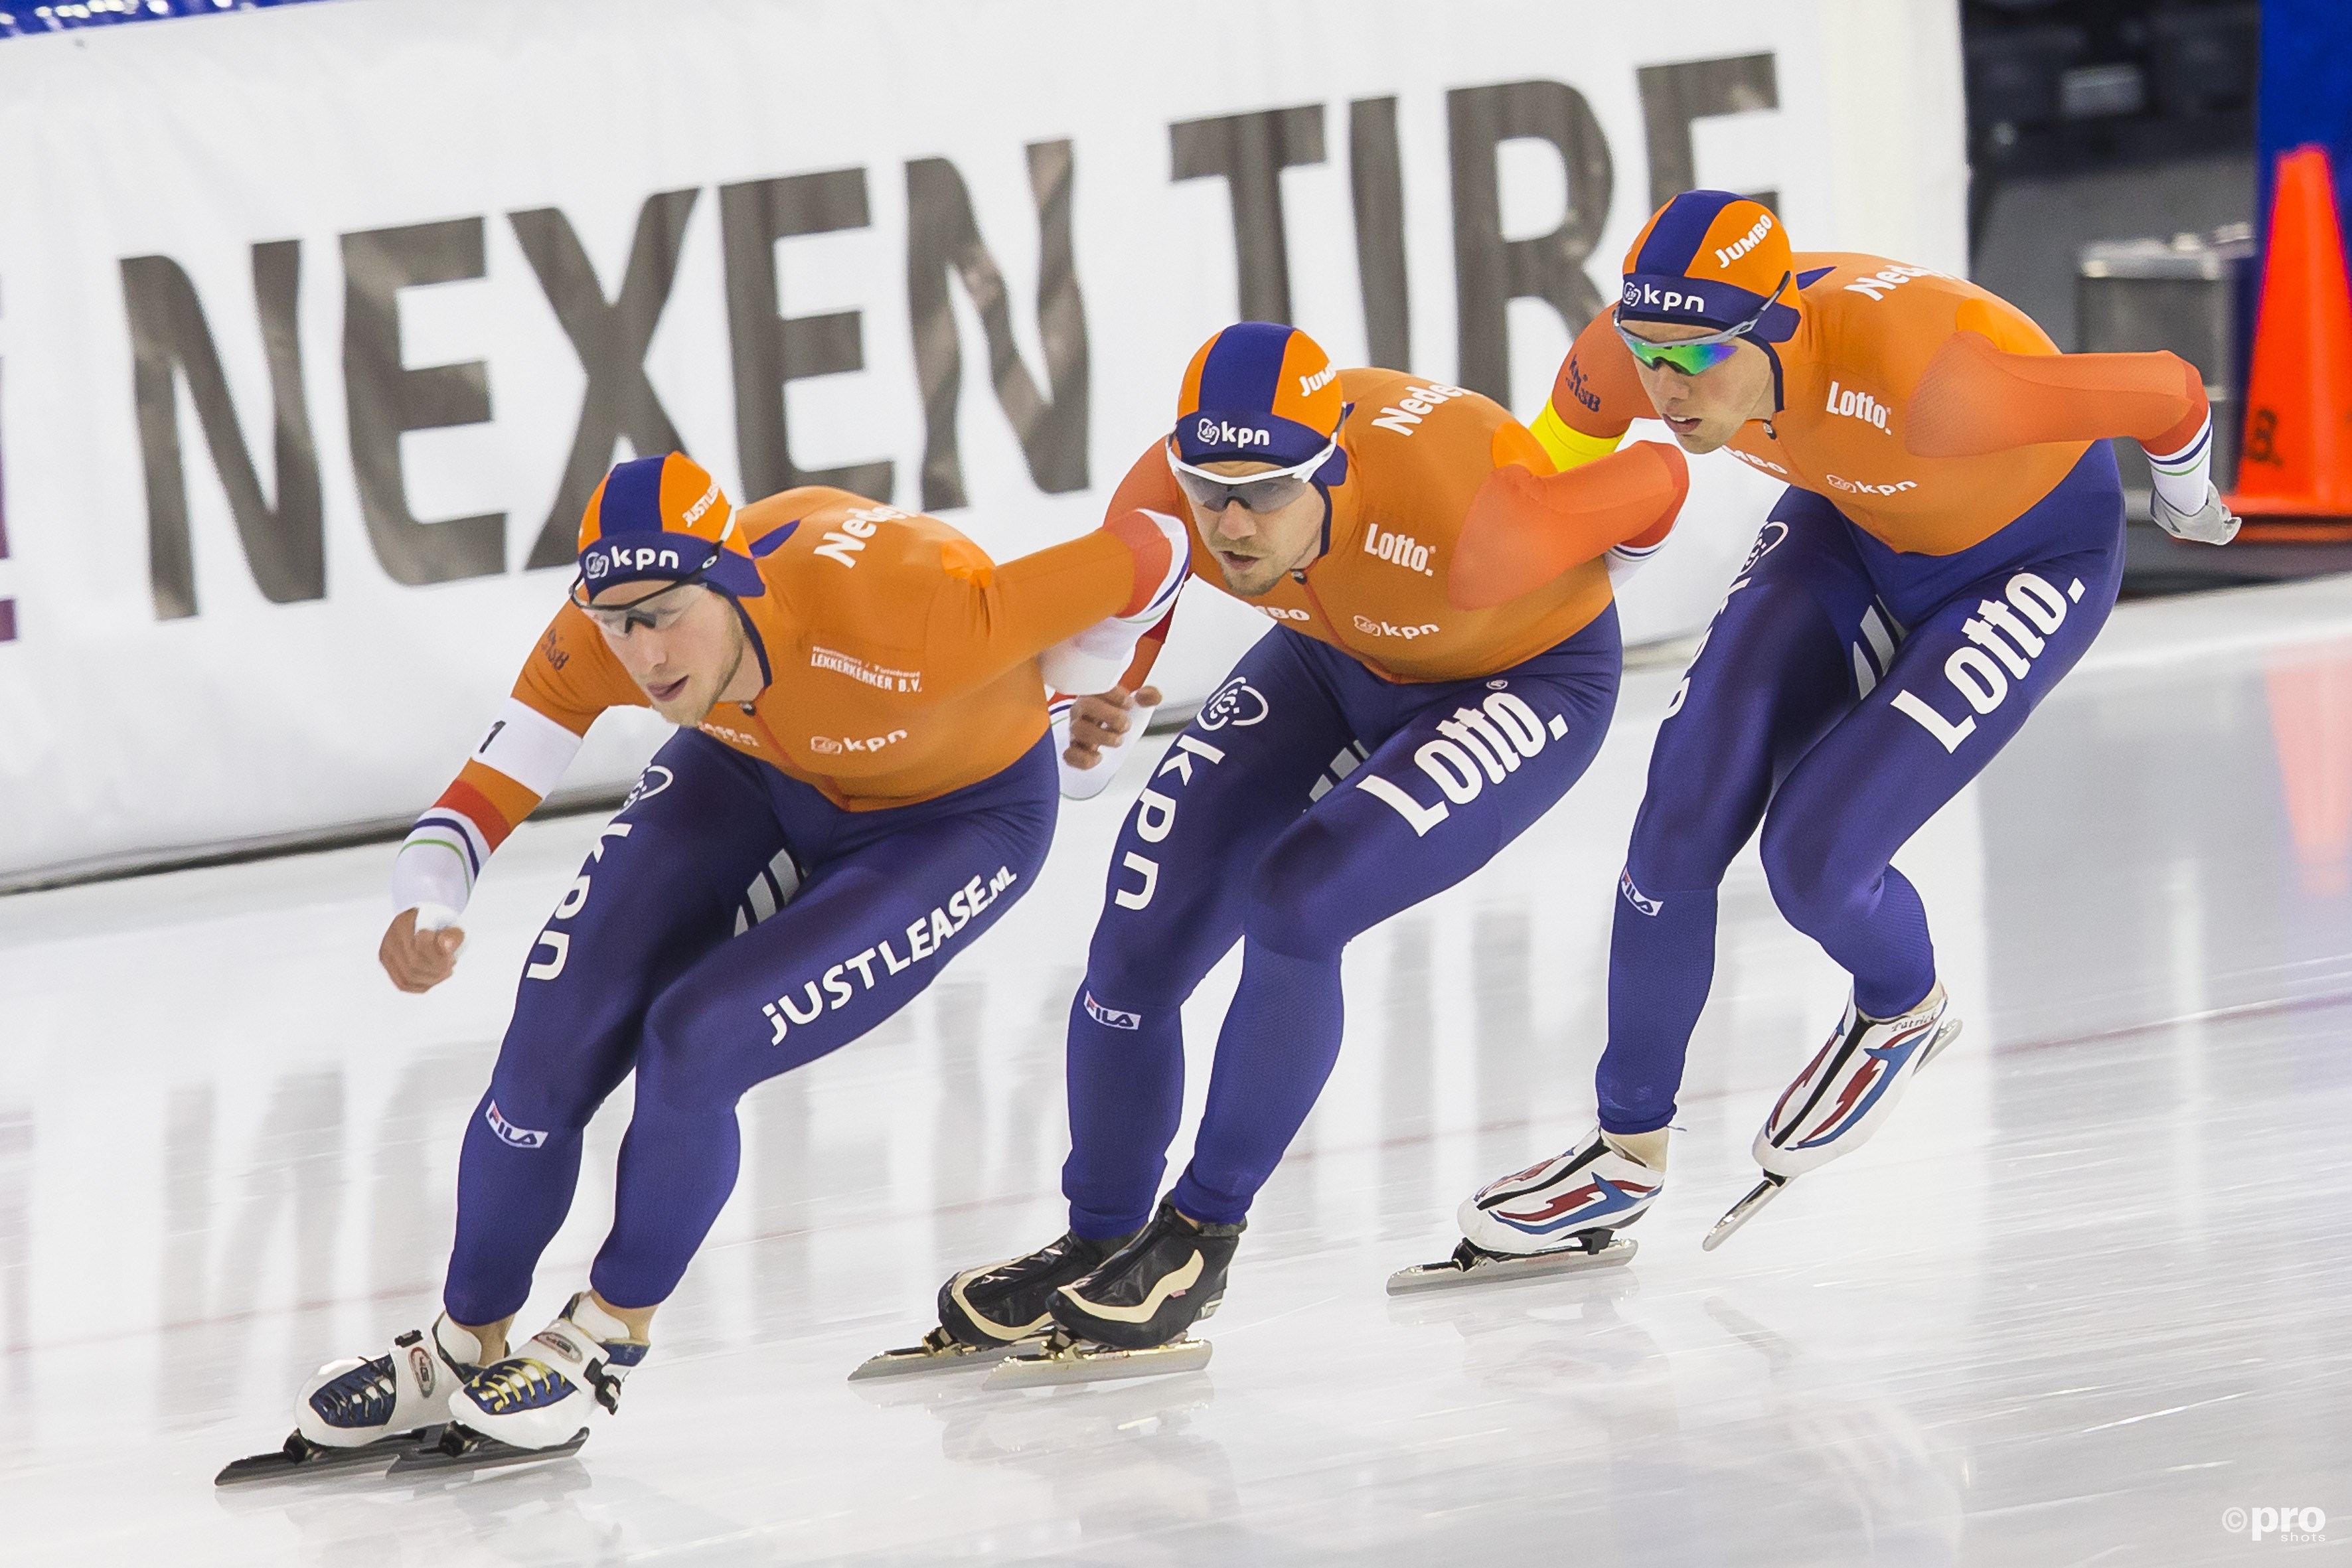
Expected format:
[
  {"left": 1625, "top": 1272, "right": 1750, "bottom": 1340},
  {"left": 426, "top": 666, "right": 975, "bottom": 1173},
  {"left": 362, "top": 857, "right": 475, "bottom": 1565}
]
[
  {"left": 1618, "top": 191, "right": 1800, "bottom": 343},
  {"left": 575, "top": 452, "right": 763, "bottom": 599},
  {"left": 1172, "top": 321, "right": 1348, "bottom": 482}
]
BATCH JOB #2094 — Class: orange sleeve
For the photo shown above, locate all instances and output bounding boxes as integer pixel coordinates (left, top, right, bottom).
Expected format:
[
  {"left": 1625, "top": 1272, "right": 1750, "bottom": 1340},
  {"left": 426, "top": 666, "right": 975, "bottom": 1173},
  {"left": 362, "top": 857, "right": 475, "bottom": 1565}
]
[
  {"left": 509, "top": 603, "right": 643, "bottom": 734},
  {"left": 917, "top": 528, "right": 1154, "bottom": 700},
  {"left": 1084, "top": 441, "right": 1198, "bottom": 694},
  {"left": 433, "top": 766, "right": 536, "bottom": 851},
  {"left": 429, "top": 606, "right": 643, "bottom": 847},
  {"left": 1546, "top": 311, "right": 1650, "bottom": 439},
  {"left": 1449, "top": 441, "right": 1691, "bottom": 611},
  {"left": 1904, "top": 331, "right": 2209, "bottom": 459}
]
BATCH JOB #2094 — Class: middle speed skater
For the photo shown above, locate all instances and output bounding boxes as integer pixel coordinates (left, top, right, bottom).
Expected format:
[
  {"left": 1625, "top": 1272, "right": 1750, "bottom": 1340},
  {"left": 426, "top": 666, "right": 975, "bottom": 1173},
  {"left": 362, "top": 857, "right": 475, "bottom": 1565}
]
[{"left": 865, "top": 320, "right": 1690, "bottom": 1385}]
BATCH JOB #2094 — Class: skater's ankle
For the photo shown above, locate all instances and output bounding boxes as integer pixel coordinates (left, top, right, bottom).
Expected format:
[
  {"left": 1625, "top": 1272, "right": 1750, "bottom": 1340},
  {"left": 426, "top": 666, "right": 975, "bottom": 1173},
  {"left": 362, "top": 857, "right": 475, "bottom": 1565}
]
[
  {"left": 584, "top": 1289, "right": 657, "bottom": 1344},
  {"left": 1599, "top": 1127, "right": 1669, "bottom": 1170},
  {"left": 450, "top": 1315, "right": 513, "bottom": 1365},
  {"left": 1169, "top": 1206, "right": 1203, "bottom": 1230},
  {"left": 1859, "top": 980, "right": 1944, "bottom": 1024}
]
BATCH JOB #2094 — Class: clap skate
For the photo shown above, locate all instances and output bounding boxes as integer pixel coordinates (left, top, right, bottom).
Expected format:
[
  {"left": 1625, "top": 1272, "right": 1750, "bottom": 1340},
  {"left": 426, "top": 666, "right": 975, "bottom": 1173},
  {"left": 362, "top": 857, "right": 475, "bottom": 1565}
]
[
  {"left": 389, "top": 1292, "right": 644, "bottom": 1474},
  {"left": 1391, "top": 1127, "right": 1654, "bottom": 1294},
  {"left": 983, "top": 1198, "right": 1233, "bottom": 1389},
  {"left": 216, "top": 1316, "right": 484, "bottom": 1486},
  {"left": 1705, "top": 986, "right": 1962, "bottom": 1251},
  {"left": 852, "top": 1225, "right": 1139, "bottom": 1381}
]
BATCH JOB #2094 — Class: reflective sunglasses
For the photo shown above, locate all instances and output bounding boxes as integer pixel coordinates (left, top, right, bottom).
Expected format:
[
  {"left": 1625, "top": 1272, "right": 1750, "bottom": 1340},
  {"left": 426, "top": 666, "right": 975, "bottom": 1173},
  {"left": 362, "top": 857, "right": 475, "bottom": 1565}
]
[
  {"left": 1165, "top": 433, "right": 1339, "bottom": 514},
  {"left": 570, "top": 575, "right": 710, "bottom": 635},
  {"left": 1614, "top": 271, "right": 1791, "bottom": 376}
]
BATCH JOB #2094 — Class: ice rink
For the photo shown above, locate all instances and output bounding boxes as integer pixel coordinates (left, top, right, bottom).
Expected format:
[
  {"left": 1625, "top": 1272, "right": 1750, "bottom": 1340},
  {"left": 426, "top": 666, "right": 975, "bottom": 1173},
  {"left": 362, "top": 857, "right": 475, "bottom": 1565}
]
[{"left": 3, "top": 575, "right": 2349, "bottom": 1566}]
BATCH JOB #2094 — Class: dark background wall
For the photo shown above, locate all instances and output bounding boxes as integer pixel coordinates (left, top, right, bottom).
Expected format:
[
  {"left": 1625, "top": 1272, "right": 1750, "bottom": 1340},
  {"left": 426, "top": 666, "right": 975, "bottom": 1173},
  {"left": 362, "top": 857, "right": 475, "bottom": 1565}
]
[{"left": 1964, "top": 0, "right": 2260, "bottom": 349}]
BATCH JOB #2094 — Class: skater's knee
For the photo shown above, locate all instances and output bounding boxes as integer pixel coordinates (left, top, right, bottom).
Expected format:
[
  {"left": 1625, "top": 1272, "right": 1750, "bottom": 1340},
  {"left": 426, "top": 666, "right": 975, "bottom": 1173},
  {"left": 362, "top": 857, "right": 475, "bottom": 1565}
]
[
  {"left": 485, "top": 1062, "right": 603, "bottom": 1135},
  {"left": 635, "top": 987, "right": 741, "bottom": 1117},
  {"left": 1083, "top": 915, "right": 1210, "bottom": 1011},
  {"left": 1239, "top": 819, "right": 1354, "bottom": 960},
  {"left": 1626, "top": 795, "right": 1743, "bottom": 895},
  {"left": 1758, "top": 808, "right": 1867, "bottom": 934}
]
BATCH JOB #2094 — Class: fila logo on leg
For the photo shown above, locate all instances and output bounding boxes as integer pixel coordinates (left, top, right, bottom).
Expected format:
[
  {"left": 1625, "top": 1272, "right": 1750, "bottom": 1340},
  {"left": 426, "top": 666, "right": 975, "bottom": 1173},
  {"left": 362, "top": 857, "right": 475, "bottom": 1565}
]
[
  {"left": 1085, "top": 992, "right": 1142, "bottom": 1030},
  {"left": 1619, "top": 870, "right": 1664, "bottom": 917},
  {"left": 485, "top": 1100, "right": 548, "bottom": 1149},
  {"left": 1890, "top": 572, "right": 2084, "bottom": 753}
]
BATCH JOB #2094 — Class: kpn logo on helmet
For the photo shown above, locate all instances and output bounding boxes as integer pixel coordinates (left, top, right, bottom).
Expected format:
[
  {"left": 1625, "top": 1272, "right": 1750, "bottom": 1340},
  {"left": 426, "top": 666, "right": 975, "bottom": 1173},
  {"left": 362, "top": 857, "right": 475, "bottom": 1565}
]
[
  {"left": 1622, "top": 281, "right": 1710, "bottom": 315},
  {"left": 1195, "top": 418, "right": 1272, "bottom": 449}
]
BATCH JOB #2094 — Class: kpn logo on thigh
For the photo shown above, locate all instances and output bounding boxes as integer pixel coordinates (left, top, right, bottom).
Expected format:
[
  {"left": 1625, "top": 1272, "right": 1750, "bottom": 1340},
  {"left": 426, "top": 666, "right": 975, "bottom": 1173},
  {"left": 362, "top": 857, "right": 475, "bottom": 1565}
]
[
  {"left": 1889, "top": 572, "right": 2083, "bottom": 753},
  {"left": 1356, "top": 688, "right": 1573, "bottom": 836}
]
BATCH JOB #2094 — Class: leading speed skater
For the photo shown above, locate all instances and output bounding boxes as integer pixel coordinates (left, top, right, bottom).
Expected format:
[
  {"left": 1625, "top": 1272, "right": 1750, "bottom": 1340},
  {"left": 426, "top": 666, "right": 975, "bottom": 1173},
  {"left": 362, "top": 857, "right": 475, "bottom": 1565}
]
[{"left": 1451, "top": 190, "right": 2233, "bottom": 1267}]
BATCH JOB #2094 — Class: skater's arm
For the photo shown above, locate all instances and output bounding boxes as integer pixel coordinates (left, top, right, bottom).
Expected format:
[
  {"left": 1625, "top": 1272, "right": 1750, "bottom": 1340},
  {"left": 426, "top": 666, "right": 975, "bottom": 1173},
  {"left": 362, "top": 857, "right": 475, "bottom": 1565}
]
[
  {"left": 912, "top": 510, "right": 1186, "bottom": 702},
  {"left": 1447, "top": 439, "right": 1690, "bottom": 611},
  {"left": 912, "top": 445, "right": 1193, "bottom": 703},
  {"left": 1903, "top": 327, "right": 2209, "bottom": 459},
  {"left": 385, "top": 607, "right": 638, "bottom": 949},
  {"left": 1036, "top": 443, "right": 1195, "bottom": 705},
  {"left": 1530, "top": 312, "right": 1646, "bottom": 471}
]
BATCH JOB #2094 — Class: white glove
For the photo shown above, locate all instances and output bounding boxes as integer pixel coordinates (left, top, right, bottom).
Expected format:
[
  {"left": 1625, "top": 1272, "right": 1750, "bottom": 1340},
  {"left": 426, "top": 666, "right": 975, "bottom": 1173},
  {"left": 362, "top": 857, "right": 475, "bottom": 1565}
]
[
  {"left": 1603, "top": 538, "right": 1666, "bottom": 588},
  {"left": 2151, "top": 479, "right": 2240, "bottom": 546},
  {"left": 1052, "top": 692, "right": 1160, "bottom": 800},
  {"left": 388, "top": 832, "right": 472, "bottom": 925},
  {"left": 1039, "top": 510, "right": 1190, "bottom": 695}
]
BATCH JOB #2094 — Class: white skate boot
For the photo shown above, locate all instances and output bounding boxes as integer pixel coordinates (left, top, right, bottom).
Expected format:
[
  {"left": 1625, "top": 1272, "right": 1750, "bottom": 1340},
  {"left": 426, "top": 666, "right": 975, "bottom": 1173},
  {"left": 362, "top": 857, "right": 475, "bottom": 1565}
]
[
  {"left": 1705, "top": 985, "right": 1962, "bottom": 1251},
  {"left": 1389, "top": 1127, "right": 1658, "bottom": 1293},
  {"left": 217, "top": 1315, "right": 487, "bottom": 1484},
  {"left": 400, "top": 1292, "right": 647, "bottom": 1471}
]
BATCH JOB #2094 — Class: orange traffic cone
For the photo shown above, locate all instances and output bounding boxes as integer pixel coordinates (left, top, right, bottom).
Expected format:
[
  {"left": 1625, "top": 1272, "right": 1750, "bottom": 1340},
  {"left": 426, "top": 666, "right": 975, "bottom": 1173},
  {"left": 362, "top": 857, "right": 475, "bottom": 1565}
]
[{"left": 2231, "top": 145, "right": 2352, "bottom": 536}]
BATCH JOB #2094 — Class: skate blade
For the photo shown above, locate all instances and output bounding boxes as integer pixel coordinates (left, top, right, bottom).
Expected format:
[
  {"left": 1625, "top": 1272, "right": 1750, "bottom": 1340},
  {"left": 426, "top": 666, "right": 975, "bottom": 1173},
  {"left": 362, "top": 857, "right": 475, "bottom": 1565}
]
[
  {"left": 214, "top": 1425, "right": 442, "bottom": 1487},
  {"left": 1386, "top": 1236, "right": 1636, "bottom": 1295},
  {"left": 1702, "top": 1174, "right": 1788, "bottom": 1253},
  {"left": 848, "top": 1336, "right": 1029, "bottom": 1382},
  {"left": 384, "top": 1421, "right": 588, "bottom": 1476},
  {"left": 982, "top": 1335, "right": 1212, "bottom": 1390},
  {"left": 1920, "top": 1016, "right": 1964, "bottom": 1069}
]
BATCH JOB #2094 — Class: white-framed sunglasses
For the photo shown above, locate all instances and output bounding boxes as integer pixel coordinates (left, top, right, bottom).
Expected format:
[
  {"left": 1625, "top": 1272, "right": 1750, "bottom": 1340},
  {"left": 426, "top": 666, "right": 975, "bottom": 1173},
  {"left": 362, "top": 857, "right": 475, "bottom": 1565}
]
[
  {"left": 1164, "top": 433, "right": 1340, "bottom": 514},
  {"left": 570, "top": 574, "right": 711, "bottom": 635}
]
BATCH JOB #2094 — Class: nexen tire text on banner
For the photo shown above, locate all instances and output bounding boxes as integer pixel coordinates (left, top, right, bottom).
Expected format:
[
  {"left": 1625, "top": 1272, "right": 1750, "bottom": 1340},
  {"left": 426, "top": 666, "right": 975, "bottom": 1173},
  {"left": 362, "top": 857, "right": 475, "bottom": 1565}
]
[{"left": 0, "top": 0, "right": 1962, "bottom": 880}]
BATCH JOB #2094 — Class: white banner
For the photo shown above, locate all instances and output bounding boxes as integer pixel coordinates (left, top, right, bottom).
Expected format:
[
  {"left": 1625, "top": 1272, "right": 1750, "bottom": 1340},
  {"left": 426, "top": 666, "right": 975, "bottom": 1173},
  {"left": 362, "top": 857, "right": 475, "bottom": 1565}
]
[{"left": 0, "top": 0, "right": 1964, "bottom": 882}]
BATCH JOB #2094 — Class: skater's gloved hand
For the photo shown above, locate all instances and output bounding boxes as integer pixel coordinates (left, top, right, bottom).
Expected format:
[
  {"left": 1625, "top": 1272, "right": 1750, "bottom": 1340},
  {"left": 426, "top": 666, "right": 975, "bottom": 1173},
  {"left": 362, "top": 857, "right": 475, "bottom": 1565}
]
[
  {"left": 2150, "top": 479, "right": 2241, "bottom": 546},
  {"left": 1058, "top": 685, "right": 1160, "bottom": 800},
  {"left": 381, "top": 907, "right": 466, "bottom": 994}
]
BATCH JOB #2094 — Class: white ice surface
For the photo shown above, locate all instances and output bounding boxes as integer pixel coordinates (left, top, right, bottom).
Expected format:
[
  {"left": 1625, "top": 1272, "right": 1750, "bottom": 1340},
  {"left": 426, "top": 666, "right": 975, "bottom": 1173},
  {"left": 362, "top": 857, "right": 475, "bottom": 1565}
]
[{"left": 2, "top": 578, "right": 2350, "bottom": 1564}]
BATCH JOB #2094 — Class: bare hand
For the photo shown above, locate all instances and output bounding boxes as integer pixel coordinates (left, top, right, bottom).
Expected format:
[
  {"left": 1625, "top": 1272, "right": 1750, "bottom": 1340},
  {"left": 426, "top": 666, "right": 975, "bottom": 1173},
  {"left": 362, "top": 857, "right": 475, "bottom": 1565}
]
[
  {"left": 380, "top": 907, "right": 465, "bottom": 994},
  {"left": 1063, "top": 685, "right": 1161, "bottom": 770}
]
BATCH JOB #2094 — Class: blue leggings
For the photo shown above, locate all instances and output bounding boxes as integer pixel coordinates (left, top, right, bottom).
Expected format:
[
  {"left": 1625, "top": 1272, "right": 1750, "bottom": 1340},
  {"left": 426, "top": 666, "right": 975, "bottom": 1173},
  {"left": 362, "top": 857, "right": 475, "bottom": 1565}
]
[
  {"left": 1596, "top": 443, "right": 2126, "bottom": 1134},
  {"left": 443, "top": 731, "right": 1057, "bottom": 1320},
  {"left": 1064, "top": 611, "right": 1622, "bottom": 1236}
]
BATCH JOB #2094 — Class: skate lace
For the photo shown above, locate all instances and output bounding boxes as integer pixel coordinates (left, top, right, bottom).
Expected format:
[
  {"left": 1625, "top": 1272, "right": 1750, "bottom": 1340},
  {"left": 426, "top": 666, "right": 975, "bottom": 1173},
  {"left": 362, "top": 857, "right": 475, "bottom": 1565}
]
[
  {"left": 309, "top": 1355, "right": 398, "bottom": 1427},
  {"left": 471, "top": 1357, "right": 572, "bottom": 1414}
]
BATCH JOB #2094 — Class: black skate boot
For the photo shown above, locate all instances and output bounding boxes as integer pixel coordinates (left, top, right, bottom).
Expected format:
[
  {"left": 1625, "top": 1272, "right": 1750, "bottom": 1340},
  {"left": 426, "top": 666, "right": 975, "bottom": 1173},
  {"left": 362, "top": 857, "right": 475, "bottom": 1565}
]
[
  {"left": 848, "top": 1225, "right": 1137, "bottom": 1382},
  {"left": 984, "top": 1199, "right": 1239, "bottom": 1387},
  {"left": 1048, "top": 1198, "right": 1241, "bottom": 1351},
  {"left": 939, "top": 1228, "right": 1135, "bottom": 1347}
]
